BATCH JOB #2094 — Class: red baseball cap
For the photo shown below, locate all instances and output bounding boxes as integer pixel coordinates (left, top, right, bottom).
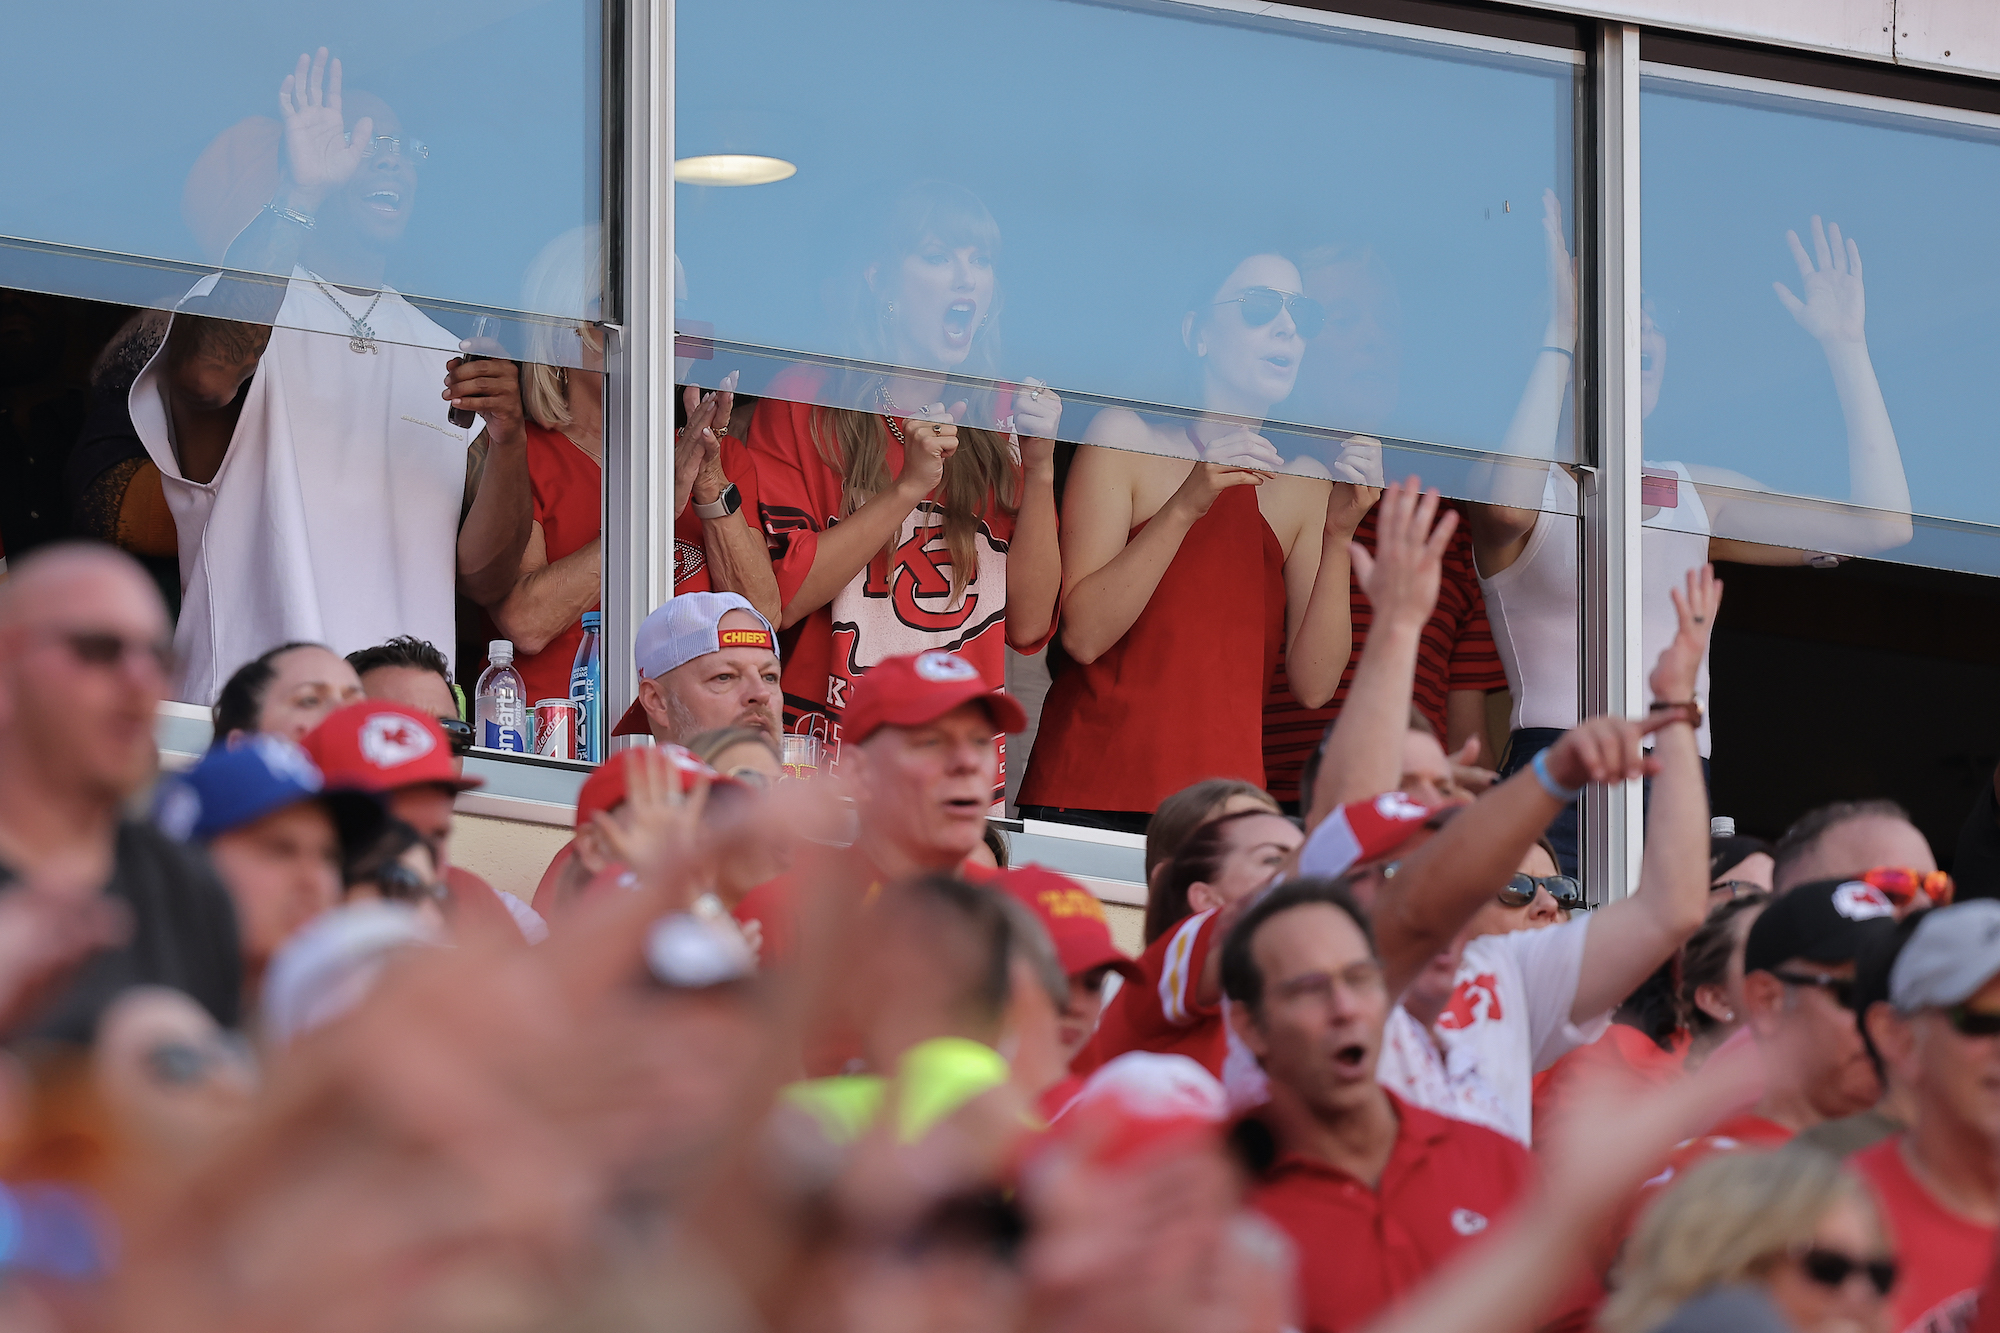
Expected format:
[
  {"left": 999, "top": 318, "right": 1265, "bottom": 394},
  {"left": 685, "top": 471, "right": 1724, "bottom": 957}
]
[
  {"left": 998, "top": 865, "right": 1141, "bottom": 984},
  {"left": 303, "top": 702, "right": 484, "bottom": 795},
  {"left": 1297, "top": 792, "right": 1433, "bottom": 878},
  {"left": 573, "top": 743, "right": 738, "bottom": 830},
  {"left": 842, "top": 651, "right": 1027, "bottom": 745}
]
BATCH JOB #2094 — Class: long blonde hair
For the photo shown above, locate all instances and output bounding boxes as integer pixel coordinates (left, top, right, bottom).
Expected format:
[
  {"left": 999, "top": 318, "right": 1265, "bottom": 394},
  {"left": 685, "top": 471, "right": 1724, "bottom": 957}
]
[
  {"left": 1600, "top": 1150, "right": 1882, "bottom": 1333},
  {"left": 518, "top": 224, "right": 606, "bottom": 430}
]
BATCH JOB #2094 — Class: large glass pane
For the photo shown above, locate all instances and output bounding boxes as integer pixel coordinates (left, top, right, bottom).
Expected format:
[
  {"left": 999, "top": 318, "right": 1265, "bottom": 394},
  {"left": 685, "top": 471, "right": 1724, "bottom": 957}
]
[
  {"left": 675, "top": 0, "right": 1586, "bottom": 854},
  {"left": 1642, "top": 65, "right": 2000, "bottom": 574}
]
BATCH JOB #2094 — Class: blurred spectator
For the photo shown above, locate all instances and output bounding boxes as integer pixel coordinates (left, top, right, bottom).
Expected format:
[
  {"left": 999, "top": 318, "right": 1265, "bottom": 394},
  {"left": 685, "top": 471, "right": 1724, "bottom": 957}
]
[
  {"left": 736, "top": 650, "right": 1025, "bottom": 968},
  {"left": 1261, "top": 502, "right": 1505, "bottom": 809},
  {"left": 996, "top": 864, "right": 1143, "bottom": 1118},
  {"left": 1142, "top": 778, "right": 1279, "bottom": 892},
  {"left": 210, "top": 641, "right": 364, "bottom": 745},
  {"left": 346, "top": 635, "right": 460, "bottom": 721},
  {"left": 972, "top": 821, "right": 1010, "bottom": 871},
  {"left": 340, "top": 817, "right": 445, "bottom": 925},
  {"left": 1794, "top": 908, "right": 1924, "bottom": 1156},
  {"left": 609, "top": 592, "right": 782, "bottom": 747},
  {"left": 481, "top": 225, "right": 777, "bottom": 702},
  {"left": 1021, "top": 248, "right": 1375, "bottom": 831},
  {"left": 1712, "top": 833, "right": 1776, "bottom": 904},
  {"left": 1223, "top": 878, "right": 1533, "bottom": 1331},
  {"left": 153, "top": 734, "right": 384, "bottom": 1008},
  {"left": 261, "top": 901, "right": 440, "bottom": 1048},
  {"left": 685, "top": 725, "right": 782, "bottom": 788},
  {"left": 1681, "top": 893, "right": 1770, "bottom": 1071},
  {"left": 1603, "top": 1150, "right": 1894, "bottom": 1333},
  {"left": 130, "top": 50, "right": 533, "bottom": 704},
  {"left": 0, "top": 544, "right": 240, "bottom": 1040},
  {"left": 303, "top": 700, "right": 545, "bottom": 942},
  {"left": 752, "top": 181, "right": 1060, "bottom": 784},
  {"left": 1773, "top": 799, "right": 1937, "bottom": 894},
  {"left": 1845, "top": 901, "right": 2000, "bottom": 1330}
]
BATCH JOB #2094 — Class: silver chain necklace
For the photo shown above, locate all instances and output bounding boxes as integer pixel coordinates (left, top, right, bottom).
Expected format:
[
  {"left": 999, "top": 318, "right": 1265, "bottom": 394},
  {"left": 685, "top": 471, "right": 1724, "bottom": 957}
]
[{"left": 305, "top": 270, "right": 384, "bottom": 354}]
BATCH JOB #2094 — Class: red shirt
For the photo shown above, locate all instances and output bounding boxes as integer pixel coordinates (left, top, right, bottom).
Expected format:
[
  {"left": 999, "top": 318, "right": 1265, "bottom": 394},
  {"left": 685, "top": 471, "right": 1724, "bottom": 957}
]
[
  {"left": 1852, "top": 1137, "right": 1995, "bottom": 1333},
  {"left": 1250, "top": 1092, "right": 1534, "bottom": 1333},
  {"left": 1530, "top": 1024, "right": 1689, "bottom": 1143},
  {"left": 1262, "top": 504, "right": 1507, "bottom": 804},
  {"left": 507, "top": 420, "right": 758, "bottom": 705},
  {"left": 1072, "top": 909, "right": 1226, "bottom": 1078},
  {"left": 749, "top": 368, "right": 1047, "bottom": 783}
]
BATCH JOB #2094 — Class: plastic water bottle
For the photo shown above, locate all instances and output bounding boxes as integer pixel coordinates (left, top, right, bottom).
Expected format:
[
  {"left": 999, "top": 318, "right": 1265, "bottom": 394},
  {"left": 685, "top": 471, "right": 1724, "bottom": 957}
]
[
  {"left": 571, "top": 612, "right": 602, "bottom": 764},
  {"left": 475, "top": 640, "right": 528, "bottom": 752}
]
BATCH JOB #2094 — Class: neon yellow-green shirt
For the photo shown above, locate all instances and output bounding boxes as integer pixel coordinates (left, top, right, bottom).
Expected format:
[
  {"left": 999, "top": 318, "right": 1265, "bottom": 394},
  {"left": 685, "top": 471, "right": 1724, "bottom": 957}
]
[{"left": 782, "top": 1036, "right": 1011, "bottom": 1144}]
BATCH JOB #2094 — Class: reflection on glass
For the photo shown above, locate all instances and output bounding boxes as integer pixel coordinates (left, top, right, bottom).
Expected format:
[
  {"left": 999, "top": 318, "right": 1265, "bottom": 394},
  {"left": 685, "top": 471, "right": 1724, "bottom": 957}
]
[
  {"left": 748, "top": 181, "right": 1062, "bottom": 786},
  {"left": 1017, "top": 250, "right": 1379, "bottom": 829}
]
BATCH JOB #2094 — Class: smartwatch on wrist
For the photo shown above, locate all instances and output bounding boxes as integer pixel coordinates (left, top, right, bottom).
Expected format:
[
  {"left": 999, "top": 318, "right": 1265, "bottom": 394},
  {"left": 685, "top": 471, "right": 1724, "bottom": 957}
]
[{"left": 692, "top": 481, "right": 741, "bottom": 520}]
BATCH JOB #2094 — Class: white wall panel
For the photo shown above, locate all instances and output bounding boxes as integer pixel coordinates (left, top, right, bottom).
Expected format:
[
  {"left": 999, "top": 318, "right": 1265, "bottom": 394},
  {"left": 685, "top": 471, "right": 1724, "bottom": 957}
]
[{"left": 1895, "top": 0, "right": 2000, "bottom": 77}]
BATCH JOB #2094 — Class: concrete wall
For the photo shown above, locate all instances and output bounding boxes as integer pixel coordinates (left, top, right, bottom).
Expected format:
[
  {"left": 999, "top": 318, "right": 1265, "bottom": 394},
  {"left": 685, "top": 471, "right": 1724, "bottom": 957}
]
[{"left": 452, "top": 813, "right": 570, "bottom": 905}]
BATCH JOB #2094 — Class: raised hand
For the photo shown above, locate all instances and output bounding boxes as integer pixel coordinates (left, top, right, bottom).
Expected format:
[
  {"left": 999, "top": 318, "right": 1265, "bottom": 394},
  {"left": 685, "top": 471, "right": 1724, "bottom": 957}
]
[
  {"left": 1348, "top": 477, "right": 1456, "bottom": 631},
  {"left": 587, "top": 747, "right": 711, "bottom": 911},
  {"left": 276, "top": 48, "right": 370, "bottom": 207},
  {"left": 1540, "top": 186, "right": 1579, "bottom": 352},
  {"left": 1449, "top": 736, "right": 1499, "bottom": 795},
  {"left": 1009, "top": 376, "right": 1063, "bottom": 445},
  {"left": 444, "top": 344, "right": 525, "bottom": 447},
  {"left": 892, "top": 401, "right": 963, "bottom": 499},
  {"left": 1324, "top": 435, "right": 1385, "bottom": 537},
  {"left": 1649, "top": 563, "right": 1722, "bottom": 706},
  {"left": 674, "top": 377, "right": 734, "bottom": 517},
  {"left": 1543, "top": 711, "right": 1686, "bottom": 792},
  {"left": 1774, "top": 216, "right": 1867, "bottom": 346}
]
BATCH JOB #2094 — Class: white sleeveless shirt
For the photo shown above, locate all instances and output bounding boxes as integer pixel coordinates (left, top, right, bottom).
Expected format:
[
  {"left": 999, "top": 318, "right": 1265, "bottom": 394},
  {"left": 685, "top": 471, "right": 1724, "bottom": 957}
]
[
  {"left": 1478, "top": 463, "right": 1714, "bottom": 757},
  {"left": 132, "top": 270, "right": 473, "bottom": 705}
]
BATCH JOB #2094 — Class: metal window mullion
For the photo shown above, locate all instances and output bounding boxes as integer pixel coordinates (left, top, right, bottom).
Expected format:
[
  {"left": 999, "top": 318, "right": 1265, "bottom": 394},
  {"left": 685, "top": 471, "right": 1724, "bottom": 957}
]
[
  {"left": 1581, "top": 22, "right": 1644, "bottom": 901},
  {"left": 603, "top": 0, "right": 672, "bottom": 751}
]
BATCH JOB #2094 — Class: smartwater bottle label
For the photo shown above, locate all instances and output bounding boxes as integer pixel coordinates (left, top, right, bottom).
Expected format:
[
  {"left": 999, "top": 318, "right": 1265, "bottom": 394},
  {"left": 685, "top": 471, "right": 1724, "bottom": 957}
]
[{"left": 482, "top": 718, "right": 526, "bottom": 752}]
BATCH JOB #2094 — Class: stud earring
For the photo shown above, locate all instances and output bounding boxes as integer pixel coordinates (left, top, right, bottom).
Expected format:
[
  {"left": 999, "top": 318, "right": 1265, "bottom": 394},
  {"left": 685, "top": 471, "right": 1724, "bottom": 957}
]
[{"left": 1723, "top": 1009, "right": 1735, "bottom": 1021}]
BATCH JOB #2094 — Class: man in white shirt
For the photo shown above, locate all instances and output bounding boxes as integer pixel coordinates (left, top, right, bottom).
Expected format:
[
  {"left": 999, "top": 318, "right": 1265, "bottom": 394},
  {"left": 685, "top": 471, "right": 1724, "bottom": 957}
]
[{"left": 132, "top": 49, "right": 532, "bottom": 703}]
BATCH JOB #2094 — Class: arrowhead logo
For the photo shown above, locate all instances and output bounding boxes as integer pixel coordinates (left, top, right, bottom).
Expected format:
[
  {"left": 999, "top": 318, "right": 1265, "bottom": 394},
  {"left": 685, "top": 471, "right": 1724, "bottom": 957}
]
[{"left": 359, "top": 713, "right": 436, "bottom": 769}]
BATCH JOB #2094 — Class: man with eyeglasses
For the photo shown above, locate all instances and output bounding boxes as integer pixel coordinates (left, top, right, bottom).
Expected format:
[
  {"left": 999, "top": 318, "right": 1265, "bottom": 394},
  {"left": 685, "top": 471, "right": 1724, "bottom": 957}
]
[
  {"left": 0, "top": 544, "right": 243, "bottom": 1041},
  {"left": 123, "top": 47, "right": 533, "bottom": 706},
  {"left": 1847, "top": 900, "right": 2000, "bottom": 1333}
]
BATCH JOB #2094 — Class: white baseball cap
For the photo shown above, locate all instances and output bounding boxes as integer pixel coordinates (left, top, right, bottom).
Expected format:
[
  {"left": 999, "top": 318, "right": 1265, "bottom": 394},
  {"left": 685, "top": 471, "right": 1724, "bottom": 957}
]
[{"left": 611, "top": 592, "right": 779, "bottom": 737}]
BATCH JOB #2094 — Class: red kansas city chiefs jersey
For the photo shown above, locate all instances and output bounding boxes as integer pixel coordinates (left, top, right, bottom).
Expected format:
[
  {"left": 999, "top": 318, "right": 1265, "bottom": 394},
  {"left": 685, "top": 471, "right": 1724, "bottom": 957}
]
[
  {"left": 749, "top": 368, "right": 1052, "bottom": 779},
  {"left": 1073, "top": 908, "right": 1227, "bottom": 1078}
]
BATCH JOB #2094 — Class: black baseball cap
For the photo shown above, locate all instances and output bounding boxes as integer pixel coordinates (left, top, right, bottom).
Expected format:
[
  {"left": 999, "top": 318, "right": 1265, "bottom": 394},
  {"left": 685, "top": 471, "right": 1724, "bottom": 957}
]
[{"left": 1743, "top": 879, "right": 1898, "bottom": 976}]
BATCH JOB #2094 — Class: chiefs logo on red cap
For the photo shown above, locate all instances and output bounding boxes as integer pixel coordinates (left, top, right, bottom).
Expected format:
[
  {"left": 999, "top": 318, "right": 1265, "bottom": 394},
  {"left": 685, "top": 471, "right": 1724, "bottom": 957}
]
[
  {"left": 914, "top": 651, "right": 979, "bottom": 683},
  {"left": 359, "top": 713, "right": 437, "bottom": 769},
  {"left": 717, "top": 628, "right": 774, "bottom": 651}
]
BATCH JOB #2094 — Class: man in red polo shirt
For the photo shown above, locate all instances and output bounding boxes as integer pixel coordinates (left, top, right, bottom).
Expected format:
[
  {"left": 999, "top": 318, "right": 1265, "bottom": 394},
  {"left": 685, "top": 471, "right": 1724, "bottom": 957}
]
[
  {"left": 1851, "top": 899, "right": 2000, "bottom": 1333},
  {"left": 734, "top": 649, "right": 1025, "bottom": 964},
  {"left": 1223, "top": 877, "right": 1532, "bottom": 1332}
]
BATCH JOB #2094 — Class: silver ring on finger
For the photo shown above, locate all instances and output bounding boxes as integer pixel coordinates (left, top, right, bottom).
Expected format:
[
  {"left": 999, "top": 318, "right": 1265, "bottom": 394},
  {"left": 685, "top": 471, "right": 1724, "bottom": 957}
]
[{"left": 1030, "top": 389, "right": 1042, "bottom": 401}]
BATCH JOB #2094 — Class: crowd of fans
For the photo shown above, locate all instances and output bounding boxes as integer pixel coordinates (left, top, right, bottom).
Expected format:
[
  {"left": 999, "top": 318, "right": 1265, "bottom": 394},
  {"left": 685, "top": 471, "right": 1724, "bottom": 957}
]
[{"left": 0, "top": 462, "right": 1991, "bottom": 1333}]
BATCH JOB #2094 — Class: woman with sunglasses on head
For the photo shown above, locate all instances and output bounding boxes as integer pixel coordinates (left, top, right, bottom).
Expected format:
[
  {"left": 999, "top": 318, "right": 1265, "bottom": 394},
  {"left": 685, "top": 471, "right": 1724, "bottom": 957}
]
[
  {"left": 748, "top": 181, "right": 1060, "bottom": 791},
  {"left": 1603, "top": 1148, "right": 1895, "bottom": 1333},
  {"left": 1017, "top": 250, "right": 1381, "bottom": 830}
]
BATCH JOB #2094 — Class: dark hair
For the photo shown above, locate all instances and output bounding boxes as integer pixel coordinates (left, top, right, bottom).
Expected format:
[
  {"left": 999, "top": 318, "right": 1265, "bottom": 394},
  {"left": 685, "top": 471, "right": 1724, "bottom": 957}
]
[
  {"left": 344, "top": 818, "right": 433, "bottom": 898},
  {"left": 1772, "top": 799, "right": 1913, "bottom": 889},
  {"left": 1144, "top": 779, "right": 1277, "bottom": 885},
  {"left": 1297, "top": 710, "right": 1435, "bottom": 820},
  {"left": 1711, "top": 835, "right": 1774, "bottom": 882},
  {"left": 982, "top": 821, "right": 1011, "bottom": 870},
  {"left": 347, "top": 636, "right": 452, "bottom": 690},
  {"left": 1219, "top": 876, "right": 1374, "bottom": 1015},
  {"left": 1616, "top": 961, "right": 1684, "bottom": 1052},
  {"left": 1145, "top": 808, "right": 1285, "bottom": 945},
  {"left": 211, "top": 641, "right": 325, "bottom": 741},
  {"left": 1679, "top": 893, "right": 1771, "bottom": 1037},
  {"left": 893, "top": 873, "right": 1015, "bottom": 1024},
  {"left": 1854, "top": 907, "right": 1929, "bottom": 1081}
]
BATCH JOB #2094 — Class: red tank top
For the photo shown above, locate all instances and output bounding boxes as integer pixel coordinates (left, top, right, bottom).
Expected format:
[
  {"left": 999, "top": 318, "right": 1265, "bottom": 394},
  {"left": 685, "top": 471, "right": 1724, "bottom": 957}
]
[{"left": 1020, "top": 483, "right": 1285, "bottom": 811}]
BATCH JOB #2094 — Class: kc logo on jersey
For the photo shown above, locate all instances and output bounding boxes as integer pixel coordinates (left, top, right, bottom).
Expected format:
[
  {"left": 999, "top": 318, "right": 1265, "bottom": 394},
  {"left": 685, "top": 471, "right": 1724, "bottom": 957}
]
[
  {"left": 1436, "top": 974, "right": 1503, "bottom": 1030},
  {"left": 360, "top": 712, "right": 436, "bottom": 769}
]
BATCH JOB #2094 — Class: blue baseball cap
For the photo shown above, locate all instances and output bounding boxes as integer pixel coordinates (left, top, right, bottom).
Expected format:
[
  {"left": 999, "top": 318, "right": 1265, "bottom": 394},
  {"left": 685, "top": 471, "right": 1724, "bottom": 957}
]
[{"left": 156, "top": 735, "right": 386, "bottom": 855}]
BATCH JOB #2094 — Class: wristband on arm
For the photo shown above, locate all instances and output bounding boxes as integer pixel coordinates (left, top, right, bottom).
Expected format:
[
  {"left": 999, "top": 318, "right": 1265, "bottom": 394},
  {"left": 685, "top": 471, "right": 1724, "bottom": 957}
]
[{"left": 1530, "top": 748, "right": 1583, "bottom": 804}]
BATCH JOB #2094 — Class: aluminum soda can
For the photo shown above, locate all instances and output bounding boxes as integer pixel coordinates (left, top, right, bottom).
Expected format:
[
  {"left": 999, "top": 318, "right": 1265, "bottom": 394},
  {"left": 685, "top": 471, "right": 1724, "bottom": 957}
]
[{"left": 533, "top": 699, "right": 580, "bottom": 761}]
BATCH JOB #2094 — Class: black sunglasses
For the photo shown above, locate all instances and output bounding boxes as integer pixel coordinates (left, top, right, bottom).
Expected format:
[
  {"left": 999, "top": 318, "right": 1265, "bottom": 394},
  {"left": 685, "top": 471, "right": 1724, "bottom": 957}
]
[
  {"left": 1946, "top": 1004, "right": 2000, "bottom": 1038},
  {"left": 436, "top": 716, "right": 473, "bottom": 758},
  {"left": 1770, "top": 969, "right": 1856, "bottom": 1011},
  {"left": 1499, "top": 872, "right": 1587, "bottom": 911},
  {"left": 1796, "top": 1246, "right": 1897, "bottom": 1297},
  {"left": 1214, "top": 287, "right": 1326, "bottom": 339}
]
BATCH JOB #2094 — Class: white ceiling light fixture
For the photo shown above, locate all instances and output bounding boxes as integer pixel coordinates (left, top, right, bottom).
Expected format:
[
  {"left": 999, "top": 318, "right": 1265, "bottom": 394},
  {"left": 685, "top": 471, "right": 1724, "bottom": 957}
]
[{"left": 672, "top": 154, "right": 796, "bottom": 186}]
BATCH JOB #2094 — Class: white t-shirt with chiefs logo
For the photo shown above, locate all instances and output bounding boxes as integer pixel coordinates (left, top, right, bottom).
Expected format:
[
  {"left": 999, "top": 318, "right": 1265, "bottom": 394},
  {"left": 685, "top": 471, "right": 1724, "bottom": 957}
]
[{"left": 1374, "top": 916, "right": 1610, "bottom": 1147}]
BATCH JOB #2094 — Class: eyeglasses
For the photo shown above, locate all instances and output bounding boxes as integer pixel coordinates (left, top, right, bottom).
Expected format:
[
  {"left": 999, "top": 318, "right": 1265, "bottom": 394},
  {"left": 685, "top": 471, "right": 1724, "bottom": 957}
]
[
  {"left": 1499, "top": 872, "right": 1586, "bottom": 911},
  {"left": 1770, "top": 969, "right": 1856, "bottom": 1011},
  {"left": 355, "top": 134, "right": 431, "bottom": 162},
  {"left": 1861, "top": 866, "right": 1953, "bottom": 909},
  {"left": 436, "top": 717, "right": 473, "bottom": 758},
  {"left": 38, "top": 628, "right": 174, "bottom": 675},
  {"left": 1213, "top": 287, "right": 1327, "bottom": 339},
  {"left": 1710, "top": 880, "right": 1766, "bottom": 900},
  {"left": 1945, "top": 1004, "right": 2000, "bottom": 1038},
  {"left": 1794, "top": 1246, "right": 1897, "bottom": 1298}
]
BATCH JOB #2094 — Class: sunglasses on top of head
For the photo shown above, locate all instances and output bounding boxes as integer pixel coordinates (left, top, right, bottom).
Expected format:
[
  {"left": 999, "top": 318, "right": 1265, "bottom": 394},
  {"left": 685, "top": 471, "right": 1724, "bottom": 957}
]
[
  {"left": 1213, "top": 287, "right": 1326, "bottom": 339},
  {"left": 1860, "top": 865, "right": 1953, "bottom": 908},
  {"left": 1498, "top": 872, "right": 1587, "bottom": 911}
]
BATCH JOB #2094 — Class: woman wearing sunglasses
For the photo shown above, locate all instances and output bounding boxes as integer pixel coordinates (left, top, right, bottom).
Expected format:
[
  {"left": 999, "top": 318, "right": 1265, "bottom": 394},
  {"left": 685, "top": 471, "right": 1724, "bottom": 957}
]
[
  {"left": 1017, "top": 250, "right": 1380, "bottom": 829},
  {"left": 747, "top": 180, "right": 1061, "bottom": 792},
  {"left": 1603, "top": 1148, "right": 1895, "bottom": 1333}
]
